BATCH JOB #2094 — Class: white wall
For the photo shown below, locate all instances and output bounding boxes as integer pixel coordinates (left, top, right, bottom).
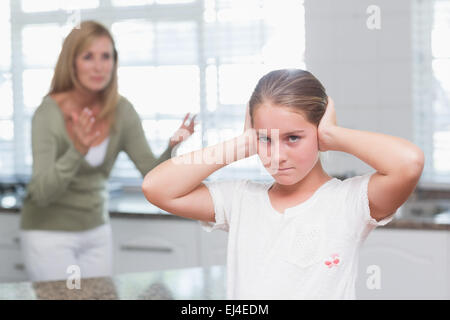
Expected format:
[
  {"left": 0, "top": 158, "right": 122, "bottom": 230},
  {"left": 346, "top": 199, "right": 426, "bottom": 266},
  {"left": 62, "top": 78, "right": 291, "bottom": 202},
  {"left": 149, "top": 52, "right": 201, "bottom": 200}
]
[{"left": 305, "top": 0, "right": 413, "bottom": 176}]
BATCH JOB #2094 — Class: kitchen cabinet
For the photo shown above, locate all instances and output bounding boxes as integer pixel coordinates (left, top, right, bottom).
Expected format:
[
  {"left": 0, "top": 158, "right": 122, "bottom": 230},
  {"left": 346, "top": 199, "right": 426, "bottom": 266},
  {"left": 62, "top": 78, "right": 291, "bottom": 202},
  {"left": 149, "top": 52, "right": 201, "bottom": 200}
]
[
  {"left": 198, "top": 227, "right": 228, "bottom": 267},
  {"left": 356, "top": 228, "right": 449, "bottom": 299},
  {"left": 110, "top": 216, "right": 202, "bottom": 274},
  {"left": 1, "top": 209, "right": 448, "bottom": 300},
  {"left": 0, "top": 212, "right": 27, "bottom": 283}
]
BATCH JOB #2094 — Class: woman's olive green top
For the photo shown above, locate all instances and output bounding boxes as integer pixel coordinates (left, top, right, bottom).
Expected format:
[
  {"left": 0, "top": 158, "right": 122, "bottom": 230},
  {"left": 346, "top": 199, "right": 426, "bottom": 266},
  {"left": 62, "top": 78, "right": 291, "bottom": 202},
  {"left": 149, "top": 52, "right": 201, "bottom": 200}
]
[{"left": 20, "top": 95, "right": 173, "bottom": 231}]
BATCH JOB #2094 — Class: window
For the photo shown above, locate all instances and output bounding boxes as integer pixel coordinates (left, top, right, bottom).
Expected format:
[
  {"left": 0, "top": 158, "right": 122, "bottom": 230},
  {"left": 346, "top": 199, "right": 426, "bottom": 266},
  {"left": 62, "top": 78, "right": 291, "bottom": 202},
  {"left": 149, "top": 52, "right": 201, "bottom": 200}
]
[
  {"left": 0, "top": 1, "right": 13, "bottom": 178},
  {"left": 431, "top": 0, "right": 450, "bottom": 181},
  {"left": 4, "top": 0, "right": 305, "bottom": 183},
  {"left": 413, "top": 0, "right": 450, "bottom": 184}
]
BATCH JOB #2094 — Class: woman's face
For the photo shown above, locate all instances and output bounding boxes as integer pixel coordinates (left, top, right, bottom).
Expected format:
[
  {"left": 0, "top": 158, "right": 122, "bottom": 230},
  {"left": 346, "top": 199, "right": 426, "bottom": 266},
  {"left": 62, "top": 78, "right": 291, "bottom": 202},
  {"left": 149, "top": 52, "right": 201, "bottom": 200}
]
[
  {"left": 252, "top": 103, "right": 320, "bottom": 185},
  {"left": 75, "top": 36, "right": 114, "bottom": 92}
]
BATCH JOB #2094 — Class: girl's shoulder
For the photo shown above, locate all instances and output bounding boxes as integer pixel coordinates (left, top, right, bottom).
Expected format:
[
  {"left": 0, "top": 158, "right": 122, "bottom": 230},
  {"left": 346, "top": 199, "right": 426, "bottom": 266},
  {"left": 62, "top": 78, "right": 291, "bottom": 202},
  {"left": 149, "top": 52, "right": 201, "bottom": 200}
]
[{"left": 335, "top": 173, "right": 373, "bottom": 191}]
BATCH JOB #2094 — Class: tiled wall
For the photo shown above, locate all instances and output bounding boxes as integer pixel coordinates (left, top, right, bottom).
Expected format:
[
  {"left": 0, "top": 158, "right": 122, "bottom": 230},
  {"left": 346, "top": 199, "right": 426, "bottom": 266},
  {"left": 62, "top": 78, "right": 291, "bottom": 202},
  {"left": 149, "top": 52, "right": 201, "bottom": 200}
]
[{"left": 304, "top": 0, "right": 413, "bottom": 176}]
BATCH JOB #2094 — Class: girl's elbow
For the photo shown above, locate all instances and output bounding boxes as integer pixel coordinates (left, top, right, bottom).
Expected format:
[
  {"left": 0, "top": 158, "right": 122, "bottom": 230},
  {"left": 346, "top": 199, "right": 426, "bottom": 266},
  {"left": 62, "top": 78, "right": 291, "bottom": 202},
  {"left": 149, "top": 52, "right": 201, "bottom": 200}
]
[
  {"left": 142, "top": 173, "right": 166, "bottom": 207},
  {"left": 405, "top": 148, "right": 425, "bottom": 180},
  {"left": 142, "top": 175, "right": 156, "bottom": 203}
]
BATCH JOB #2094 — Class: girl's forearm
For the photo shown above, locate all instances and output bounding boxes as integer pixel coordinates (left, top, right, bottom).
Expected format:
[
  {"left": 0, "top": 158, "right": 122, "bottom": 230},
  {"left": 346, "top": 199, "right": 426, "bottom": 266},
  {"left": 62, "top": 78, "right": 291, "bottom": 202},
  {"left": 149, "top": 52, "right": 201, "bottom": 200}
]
[
  {"left": 143, "top": 132, "right": 254, "bottom": 200},
  {"left": 325, "top": 126, "right": 424, "bottom": 177}
]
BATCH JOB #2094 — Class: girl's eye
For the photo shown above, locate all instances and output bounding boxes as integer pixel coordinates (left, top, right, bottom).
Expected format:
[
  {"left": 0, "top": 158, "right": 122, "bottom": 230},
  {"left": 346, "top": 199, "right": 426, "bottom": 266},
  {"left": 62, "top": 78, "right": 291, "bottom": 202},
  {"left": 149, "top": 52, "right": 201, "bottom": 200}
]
[
  {"left": 102, "top": 53, "right": 111, "bottom": 60},
  {"left": 258, "top": 136, "right": 270, "bottom": 143},
  {"left": 288, "top": 135, "right": 301, "bottom": 143},
  {"left": 82, "top": 53, "right": 92, "bottom": 60}
]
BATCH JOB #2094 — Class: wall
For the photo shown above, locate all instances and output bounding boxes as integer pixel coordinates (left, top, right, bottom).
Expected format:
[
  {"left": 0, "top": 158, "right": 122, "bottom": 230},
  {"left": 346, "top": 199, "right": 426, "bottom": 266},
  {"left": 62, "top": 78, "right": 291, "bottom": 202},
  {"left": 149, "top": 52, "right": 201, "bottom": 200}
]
[{"left": 304, "top": 0, "right": 413, "bottom": 176}]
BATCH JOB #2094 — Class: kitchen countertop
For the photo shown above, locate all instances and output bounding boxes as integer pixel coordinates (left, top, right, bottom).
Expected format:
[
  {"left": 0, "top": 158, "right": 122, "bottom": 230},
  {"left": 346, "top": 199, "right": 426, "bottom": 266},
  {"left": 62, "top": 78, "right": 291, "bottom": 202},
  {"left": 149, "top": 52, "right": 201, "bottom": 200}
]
[
  {"left": 1, "top": 189, "right": 449, "bottom": 230},
  {"left": 0, "top": 265, "right": 226, "bottom": 300}
]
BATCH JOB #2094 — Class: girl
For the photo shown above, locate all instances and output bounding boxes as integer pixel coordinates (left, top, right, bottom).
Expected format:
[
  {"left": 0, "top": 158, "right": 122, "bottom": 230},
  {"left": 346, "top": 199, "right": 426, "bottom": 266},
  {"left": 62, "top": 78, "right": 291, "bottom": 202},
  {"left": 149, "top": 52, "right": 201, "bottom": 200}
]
[{"left": 142, "top": 69, "right": 424, "bottom": 299}]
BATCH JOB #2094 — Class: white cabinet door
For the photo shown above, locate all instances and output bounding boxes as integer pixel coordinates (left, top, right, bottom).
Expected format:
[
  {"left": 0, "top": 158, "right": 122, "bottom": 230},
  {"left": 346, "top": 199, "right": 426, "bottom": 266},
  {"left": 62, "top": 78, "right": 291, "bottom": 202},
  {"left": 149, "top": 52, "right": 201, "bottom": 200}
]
[
  {"left": 356, "top": 228, "right": 449, "bottom": 299},
  {"left": 110, "top": 217, "right": 200, "bottom": 274},
  {"left": 198, "top": 227, "right": 228, "bottom": 267},
  {"left": 0, "top": 213, "right": 28, "bottom": 283}
]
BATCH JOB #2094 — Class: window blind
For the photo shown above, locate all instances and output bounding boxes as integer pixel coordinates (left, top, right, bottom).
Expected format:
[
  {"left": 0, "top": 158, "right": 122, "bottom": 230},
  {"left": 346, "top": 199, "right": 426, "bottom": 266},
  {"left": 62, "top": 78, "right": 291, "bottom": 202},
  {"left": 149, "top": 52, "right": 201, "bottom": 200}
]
[
  {"left": 431, "top": 0, "right": 450, "bottom": 182},
  {"left": 412, "top": 0, "right": 450, "bottom": 185},
  {"left": 3, "top": 0, "right": 306, "bottom": 184}
]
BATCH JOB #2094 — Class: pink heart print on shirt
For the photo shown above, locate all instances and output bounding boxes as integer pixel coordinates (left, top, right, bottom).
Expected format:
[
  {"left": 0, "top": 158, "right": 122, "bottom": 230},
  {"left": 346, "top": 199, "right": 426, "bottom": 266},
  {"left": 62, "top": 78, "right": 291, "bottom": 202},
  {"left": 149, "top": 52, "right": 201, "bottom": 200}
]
[{"left": 324, "top": 253, "right": 340, "bottom": 268}]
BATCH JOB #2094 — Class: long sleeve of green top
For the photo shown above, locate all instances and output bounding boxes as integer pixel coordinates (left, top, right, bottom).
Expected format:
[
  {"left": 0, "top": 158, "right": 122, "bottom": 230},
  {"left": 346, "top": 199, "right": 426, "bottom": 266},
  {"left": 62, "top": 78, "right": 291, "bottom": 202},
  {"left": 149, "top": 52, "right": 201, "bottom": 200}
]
[{"left": 20, "top": 95, "right": 173, "bottom": 231}]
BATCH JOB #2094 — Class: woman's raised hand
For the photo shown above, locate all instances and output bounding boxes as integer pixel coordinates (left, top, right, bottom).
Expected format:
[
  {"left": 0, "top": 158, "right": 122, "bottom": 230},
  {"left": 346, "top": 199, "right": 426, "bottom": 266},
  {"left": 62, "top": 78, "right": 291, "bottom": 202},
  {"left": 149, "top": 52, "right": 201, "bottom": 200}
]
[
  {"left": 169, "top": 113, "right": 196, "bottom": 148},
  {"left": 70, "top": 108, "right": 101, "bottom": 155}
]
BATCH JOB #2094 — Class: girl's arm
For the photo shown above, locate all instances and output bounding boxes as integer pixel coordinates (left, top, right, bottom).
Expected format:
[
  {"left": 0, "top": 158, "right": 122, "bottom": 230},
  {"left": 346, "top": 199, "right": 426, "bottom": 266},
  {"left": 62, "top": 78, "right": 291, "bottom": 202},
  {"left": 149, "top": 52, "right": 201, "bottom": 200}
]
[
  {"left": 318, "top": 97, "right": 425, "bottom": 222},
  {"left": 142, "top": 106, "right": 256, "bottom": 221}
]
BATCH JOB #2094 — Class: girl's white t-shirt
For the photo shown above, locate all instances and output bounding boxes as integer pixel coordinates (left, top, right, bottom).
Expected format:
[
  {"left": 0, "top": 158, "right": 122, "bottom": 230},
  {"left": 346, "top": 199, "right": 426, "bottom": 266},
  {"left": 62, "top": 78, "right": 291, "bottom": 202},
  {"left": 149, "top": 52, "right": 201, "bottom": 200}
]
[{"left": 201, "top": 172, "right": 396, "bottom": 300}]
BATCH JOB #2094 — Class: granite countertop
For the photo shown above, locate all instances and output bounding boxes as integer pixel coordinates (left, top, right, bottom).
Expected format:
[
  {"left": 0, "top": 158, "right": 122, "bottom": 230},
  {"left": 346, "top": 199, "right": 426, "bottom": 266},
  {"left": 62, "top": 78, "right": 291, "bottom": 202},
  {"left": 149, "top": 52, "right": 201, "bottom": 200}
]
[
  {"left": 1, "top": 189, "right": 450, "bottom": 230},
  {"left": 0, "top": 265, "right": 226, "bottom": 300}
]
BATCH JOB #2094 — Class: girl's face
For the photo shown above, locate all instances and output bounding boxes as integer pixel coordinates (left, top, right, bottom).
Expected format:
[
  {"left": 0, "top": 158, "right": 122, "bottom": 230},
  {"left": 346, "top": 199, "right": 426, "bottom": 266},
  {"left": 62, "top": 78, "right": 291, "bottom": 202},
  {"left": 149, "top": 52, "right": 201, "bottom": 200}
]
[
  {"left": 252, "top": 103, "right": 320, "bottom": 185},
  {"left": 75, "top": 36, "right": 114, "bottom": 92}
]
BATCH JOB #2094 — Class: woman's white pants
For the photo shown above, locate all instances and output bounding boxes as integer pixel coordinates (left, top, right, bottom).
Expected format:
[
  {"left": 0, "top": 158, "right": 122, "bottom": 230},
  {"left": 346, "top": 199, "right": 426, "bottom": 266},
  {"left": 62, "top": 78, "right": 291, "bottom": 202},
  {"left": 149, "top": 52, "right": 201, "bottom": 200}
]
[{"left": 20, "top": 224, "right": 113, "bottom": 282}]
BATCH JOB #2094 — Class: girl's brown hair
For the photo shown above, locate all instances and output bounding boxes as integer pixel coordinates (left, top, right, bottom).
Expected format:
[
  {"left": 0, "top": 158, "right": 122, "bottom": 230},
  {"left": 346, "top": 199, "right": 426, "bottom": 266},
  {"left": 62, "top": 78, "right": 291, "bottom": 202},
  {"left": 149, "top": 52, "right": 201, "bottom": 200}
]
[
  {"left": 48, "top": 20, "right": 119, "bottom": 122},
  {"left": 249, "top": 69, "right": 328, "bottom": 126}
]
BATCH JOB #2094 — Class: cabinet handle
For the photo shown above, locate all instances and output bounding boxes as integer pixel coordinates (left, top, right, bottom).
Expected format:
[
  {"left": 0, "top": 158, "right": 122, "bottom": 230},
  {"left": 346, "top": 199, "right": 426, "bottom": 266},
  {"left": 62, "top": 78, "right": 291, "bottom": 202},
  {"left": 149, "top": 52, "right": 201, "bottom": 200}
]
[
  {"left": 14, "top": 263, "right": 25, "bottom": 271},
  {"left": 120, "top": 245, "right": 173, "bottom": 253}
]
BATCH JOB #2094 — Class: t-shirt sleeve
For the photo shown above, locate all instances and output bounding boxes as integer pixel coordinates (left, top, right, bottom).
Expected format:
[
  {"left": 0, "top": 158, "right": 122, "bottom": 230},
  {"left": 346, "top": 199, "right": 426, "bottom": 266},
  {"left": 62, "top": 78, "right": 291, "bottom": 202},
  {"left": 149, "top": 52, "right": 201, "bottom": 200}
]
[
  {"left": 200, "top": 179, "right": 247, "bottom": 233},
  {"left": 342, "top": 172, "right": 396, "bottom": 240}
]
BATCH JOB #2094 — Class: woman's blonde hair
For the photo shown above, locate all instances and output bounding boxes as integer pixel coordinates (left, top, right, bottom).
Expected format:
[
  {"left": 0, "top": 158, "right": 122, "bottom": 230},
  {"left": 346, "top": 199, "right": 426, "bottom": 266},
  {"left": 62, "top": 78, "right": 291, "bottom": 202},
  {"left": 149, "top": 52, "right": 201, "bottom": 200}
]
[{"left": 48, "top": 20, "right": 119, "bottom": 122}]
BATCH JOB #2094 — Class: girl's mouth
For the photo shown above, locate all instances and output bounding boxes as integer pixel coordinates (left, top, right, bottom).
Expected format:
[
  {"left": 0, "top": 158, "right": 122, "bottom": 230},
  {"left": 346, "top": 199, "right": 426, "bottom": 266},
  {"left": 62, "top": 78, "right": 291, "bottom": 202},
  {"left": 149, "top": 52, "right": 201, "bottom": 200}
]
[{"left": 277, "top": 167, "right": 294, "bottom": 172}]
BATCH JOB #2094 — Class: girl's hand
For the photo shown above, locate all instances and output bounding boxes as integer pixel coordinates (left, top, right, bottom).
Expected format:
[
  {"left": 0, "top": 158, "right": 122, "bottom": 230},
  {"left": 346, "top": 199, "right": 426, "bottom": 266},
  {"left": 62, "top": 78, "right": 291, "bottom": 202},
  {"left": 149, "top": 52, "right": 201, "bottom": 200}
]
[
  {"left": 242, "top": 102, "right": 258, "bottom": 157},
  {"left": 170, "top": 113, "right": 196, "bottom": 148},
  {"left": 70, "top": 108, "right": 101, "bottom": 155},
  {"left": 243, "top": 102, "right": 253, "bottom": 132},
  {"left": 317, "top": 96, "right": 338, "bottom": 152}
]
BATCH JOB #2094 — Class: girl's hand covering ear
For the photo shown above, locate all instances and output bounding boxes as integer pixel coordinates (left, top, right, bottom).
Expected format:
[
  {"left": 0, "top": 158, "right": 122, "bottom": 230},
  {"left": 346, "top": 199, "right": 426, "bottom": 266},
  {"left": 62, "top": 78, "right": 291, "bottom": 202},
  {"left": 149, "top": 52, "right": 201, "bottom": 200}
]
[
  {"left": 318, "top": 96, "right": 338, "bottom": 152},
  {"left": 244, "top": 102, "right": 253, "bottom": 133},
  {"left": 242, "top": 102, "right": 258, "bottom": 157}
]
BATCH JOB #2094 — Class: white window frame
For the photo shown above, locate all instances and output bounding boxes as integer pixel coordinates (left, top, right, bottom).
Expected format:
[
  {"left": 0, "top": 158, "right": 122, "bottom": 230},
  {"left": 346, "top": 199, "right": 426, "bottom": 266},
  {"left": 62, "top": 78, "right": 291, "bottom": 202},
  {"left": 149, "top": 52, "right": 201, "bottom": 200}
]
[
  {"left": 7, "top": 0, "right": 306, "bottom": 186},
  {"left": 412, "top": 0, "right": 450, "bottom": 188}
]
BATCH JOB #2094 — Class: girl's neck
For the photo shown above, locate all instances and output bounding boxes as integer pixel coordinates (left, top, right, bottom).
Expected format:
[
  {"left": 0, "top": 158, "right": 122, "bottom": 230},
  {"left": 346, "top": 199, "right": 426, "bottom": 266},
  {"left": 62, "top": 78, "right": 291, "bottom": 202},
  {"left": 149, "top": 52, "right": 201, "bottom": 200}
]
[{"left": 271, "top": 159, "right": 332, "bottom": 196}]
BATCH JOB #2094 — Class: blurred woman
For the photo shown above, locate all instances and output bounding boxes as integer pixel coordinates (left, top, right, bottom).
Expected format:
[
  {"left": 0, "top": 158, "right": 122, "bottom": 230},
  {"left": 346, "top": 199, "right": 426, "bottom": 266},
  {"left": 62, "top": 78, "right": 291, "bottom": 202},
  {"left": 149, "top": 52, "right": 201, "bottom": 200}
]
[{"left": 20, "top": 20, "right": 195, "bottom": 282}]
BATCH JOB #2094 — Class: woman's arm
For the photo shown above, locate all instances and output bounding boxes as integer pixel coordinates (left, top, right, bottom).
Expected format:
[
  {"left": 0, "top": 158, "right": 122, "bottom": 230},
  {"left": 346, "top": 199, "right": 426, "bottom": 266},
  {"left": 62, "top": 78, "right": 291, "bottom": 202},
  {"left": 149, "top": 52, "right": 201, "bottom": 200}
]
[
  {"left": 123, "top": 104, "right": 195, "bottom": 177},
  {"left": 318, "top": 97, "right": 425, "bottom": 221},
  {"left": 122, "top": 103, "right": 174, "bottom": 176}
]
